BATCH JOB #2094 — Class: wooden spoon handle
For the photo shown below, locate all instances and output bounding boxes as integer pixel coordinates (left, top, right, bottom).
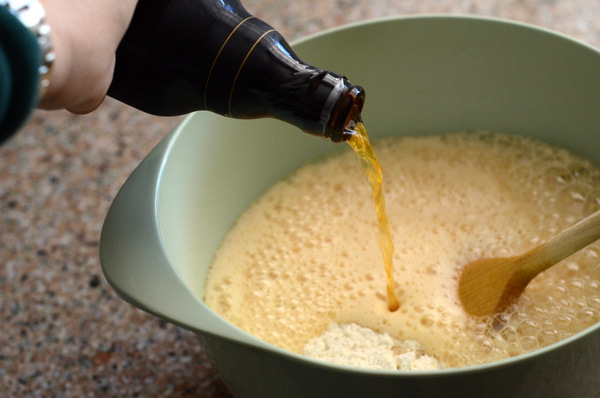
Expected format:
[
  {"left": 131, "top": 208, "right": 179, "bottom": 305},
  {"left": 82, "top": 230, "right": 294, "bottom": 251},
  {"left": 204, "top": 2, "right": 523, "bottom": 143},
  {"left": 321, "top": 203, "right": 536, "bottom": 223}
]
[{"left": 522, "top": 209, "right": 600, "bottom": 275}]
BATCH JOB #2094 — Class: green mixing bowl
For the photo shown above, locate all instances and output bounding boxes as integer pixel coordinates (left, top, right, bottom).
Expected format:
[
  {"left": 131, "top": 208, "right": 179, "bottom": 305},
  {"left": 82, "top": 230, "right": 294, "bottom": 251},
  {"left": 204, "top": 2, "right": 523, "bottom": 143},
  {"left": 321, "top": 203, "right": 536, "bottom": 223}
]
[{"left": 100, "top": 16, "right": 600, "bottom": 397}]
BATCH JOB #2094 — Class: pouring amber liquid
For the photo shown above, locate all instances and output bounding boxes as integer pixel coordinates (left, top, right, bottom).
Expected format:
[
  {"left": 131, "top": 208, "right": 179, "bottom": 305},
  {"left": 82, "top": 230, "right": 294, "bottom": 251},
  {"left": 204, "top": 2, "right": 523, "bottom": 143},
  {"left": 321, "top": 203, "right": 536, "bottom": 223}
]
[{"left": 346, "top": 122, "right": 400, "bottom": 312}]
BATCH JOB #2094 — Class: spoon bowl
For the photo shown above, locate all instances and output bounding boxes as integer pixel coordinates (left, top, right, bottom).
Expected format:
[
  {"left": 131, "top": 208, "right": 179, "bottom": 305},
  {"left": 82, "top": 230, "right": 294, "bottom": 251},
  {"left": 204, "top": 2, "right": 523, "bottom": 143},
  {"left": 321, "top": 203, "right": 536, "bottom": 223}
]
[{"left": 459, "top": 209, "right": 600, "bottom": 317}]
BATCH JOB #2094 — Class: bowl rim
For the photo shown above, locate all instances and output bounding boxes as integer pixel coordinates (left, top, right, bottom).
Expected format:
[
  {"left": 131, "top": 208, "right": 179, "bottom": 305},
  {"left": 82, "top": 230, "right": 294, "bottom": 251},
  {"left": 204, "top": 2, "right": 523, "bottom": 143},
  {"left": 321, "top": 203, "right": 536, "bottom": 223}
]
[{"left": 292, "top": 13, "right": 600, "bottom": 57}]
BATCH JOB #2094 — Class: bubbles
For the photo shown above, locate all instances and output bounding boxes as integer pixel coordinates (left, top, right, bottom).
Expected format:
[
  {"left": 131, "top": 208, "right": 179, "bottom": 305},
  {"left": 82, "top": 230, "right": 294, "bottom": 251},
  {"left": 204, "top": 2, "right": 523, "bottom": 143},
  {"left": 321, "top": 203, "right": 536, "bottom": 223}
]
[
  {"left": 543, "top": 166, "right": 573, "bottom": 191},
  {"left": 583, "top": 188, "right": 600, "bottom": 216},
  {"left": 420, "top": 314, "right": 435, "bottom": 328},
  {"left": 555, "top": 183, "right": 592, "bottom": 218},
  {"left": 204, "top": 131, "right": 600, "bottom": 368}
]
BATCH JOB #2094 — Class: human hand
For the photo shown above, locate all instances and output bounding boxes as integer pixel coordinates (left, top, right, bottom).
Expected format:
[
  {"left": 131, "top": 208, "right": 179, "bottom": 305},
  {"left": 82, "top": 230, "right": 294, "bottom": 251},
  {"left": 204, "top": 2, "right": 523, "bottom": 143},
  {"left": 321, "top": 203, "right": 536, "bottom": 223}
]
[{"left": 38, "top": 0, "right": 138, "bottom": 114}]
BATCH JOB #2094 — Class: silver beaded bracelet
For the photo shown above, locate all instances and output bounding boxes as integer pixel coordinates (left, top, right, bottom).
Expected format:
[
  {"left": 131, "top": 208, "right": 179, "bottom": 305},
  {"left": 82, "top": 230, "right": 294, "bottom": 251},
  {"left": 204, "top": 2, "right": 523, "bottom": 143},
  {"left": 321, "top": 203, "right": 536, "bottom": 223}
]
[{"left": 1, "top": 0, "right": 55, "bottom": 98}]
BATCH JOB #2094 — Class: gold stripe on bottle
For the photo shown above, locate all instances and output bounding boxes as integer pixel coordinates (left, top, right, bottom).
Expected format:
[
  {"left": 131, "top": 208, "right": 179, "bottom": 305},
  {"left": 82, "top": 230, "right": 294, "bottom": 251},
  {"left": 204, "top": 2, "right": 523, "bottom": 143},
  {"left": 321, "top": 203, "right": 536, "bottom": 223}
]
[
  {"left": 227, "top": 29, "right": 276, "bottom": 116},
  {"left": 203, "top": 16, "right": 256, "bottom": 110}
]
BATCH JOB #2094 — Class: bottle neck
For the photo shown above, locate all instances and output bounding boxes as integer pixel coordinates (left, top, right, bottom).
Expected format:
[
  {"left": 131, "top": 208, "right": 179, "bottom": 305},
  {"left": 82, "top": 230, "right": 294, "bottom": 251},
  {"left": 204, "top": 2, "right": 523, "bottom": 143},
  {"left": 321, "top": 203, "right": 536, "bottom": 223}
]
[
  {"left": 319, "top": 78, "right": 365, "bottom": 142},
  {"left": 108, "top": 0, "right": 365, "bottom": 142}
]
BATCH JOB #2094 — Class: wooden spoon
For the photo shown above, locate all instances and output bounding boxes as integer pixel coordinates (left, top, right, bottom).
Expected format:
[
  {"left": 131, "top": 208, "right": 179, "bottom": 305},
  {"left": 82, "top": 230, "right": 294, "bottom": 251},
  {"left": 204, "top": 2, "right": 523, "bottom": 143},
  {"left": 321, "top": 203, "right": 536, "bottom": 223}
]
[{"left": 458, "top": 209, "right": 600, "bottom": 317}]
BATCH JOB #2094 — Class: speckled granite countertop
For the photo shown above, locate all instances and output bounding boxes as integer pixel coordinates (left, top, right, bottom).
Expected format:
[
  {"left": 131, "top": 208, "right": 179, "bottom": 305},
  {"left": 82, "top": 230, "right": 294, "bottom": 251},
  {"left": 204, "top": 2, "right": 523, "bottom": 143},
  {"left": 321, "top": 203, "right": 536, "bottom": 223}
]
[{"left": 2, "top": 0, "right": 600, "bottom": 396}]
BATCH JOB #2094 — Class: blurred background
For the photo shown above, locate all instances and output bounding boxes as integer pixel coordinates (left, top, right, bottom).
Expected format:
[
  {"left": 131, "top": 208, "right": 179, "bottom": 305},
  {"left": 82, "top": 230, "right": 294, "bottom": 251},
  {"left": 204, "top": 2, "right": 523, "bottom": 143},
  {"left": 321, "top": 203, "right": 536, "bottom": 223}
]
[{"left": 1, "top": 0, "right": 599, "bottom": 396}]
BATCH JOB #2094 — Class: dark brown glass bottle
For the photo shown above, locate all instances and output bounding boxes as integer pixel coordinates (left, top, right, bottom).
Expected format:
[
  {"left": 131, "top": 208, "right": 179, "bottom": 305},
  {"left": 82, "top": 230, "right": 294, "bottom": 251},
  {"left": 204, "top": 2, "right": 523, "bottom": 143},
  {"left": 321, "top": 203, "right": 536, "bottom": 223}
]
[{"left": 107, "top": 0, "right": 365, "bottom": 142}]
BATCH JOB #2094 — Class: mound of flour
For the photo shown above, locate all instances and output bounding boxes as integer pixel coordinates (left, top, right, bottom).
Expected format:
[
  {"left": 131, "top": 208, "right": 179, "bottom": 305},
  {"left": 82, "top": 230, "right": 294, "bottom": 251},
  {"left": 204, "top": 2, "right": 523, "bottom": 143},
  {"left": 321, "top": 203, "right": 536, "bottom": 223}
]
[{"left": 302, "top": 323, "right": 443, "bottom": 371}]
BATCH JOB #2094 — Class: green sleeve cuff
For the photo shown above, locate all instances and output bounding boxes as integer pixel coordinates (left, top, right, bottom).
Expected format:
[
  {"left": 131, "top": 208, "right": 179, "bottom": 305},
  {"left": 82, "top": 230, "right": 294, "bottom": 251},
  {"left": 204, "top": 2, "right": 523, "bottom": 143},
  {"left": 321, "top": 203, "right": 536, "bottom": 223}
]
[{"left": 0, "top": 7, "right": 41, "bottom": 143}]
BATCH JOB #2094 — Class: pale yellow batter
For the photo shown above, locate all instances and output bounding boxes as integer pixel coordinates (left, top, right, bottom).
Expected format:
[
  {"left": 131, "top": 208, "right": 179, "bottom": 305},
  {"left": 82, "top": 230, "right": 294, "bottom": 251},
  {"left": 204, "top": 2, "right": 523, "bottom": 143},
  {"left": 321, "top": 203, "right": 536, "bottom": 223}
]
[{"left": 203, "top": 132, "right": 600, "bottom": 368}]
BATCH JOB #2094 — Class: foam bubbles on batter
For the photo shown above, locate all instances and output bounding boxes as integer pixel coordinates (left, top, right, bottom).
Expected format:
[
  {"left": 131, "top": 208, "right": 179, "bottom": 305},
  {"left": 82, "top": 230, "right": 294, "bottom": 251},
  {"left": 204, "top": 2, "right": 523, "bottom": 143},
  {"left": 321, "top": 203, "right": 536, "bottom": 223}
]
[{"left": 203, "top": 131, "right": 600, "bottom": 368}]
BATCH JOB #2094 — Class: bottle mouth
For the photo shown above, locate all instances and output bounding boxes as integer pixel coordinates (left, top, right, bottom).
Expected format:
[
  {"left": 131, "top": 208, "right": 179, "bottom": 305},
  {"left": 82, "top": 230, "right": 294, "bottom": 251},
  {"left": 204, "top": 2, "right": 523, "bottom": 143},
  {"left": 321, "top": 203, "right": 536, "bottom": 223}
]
[{"left": 324, "top": 84, "right": 366, "bottom": 143}]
